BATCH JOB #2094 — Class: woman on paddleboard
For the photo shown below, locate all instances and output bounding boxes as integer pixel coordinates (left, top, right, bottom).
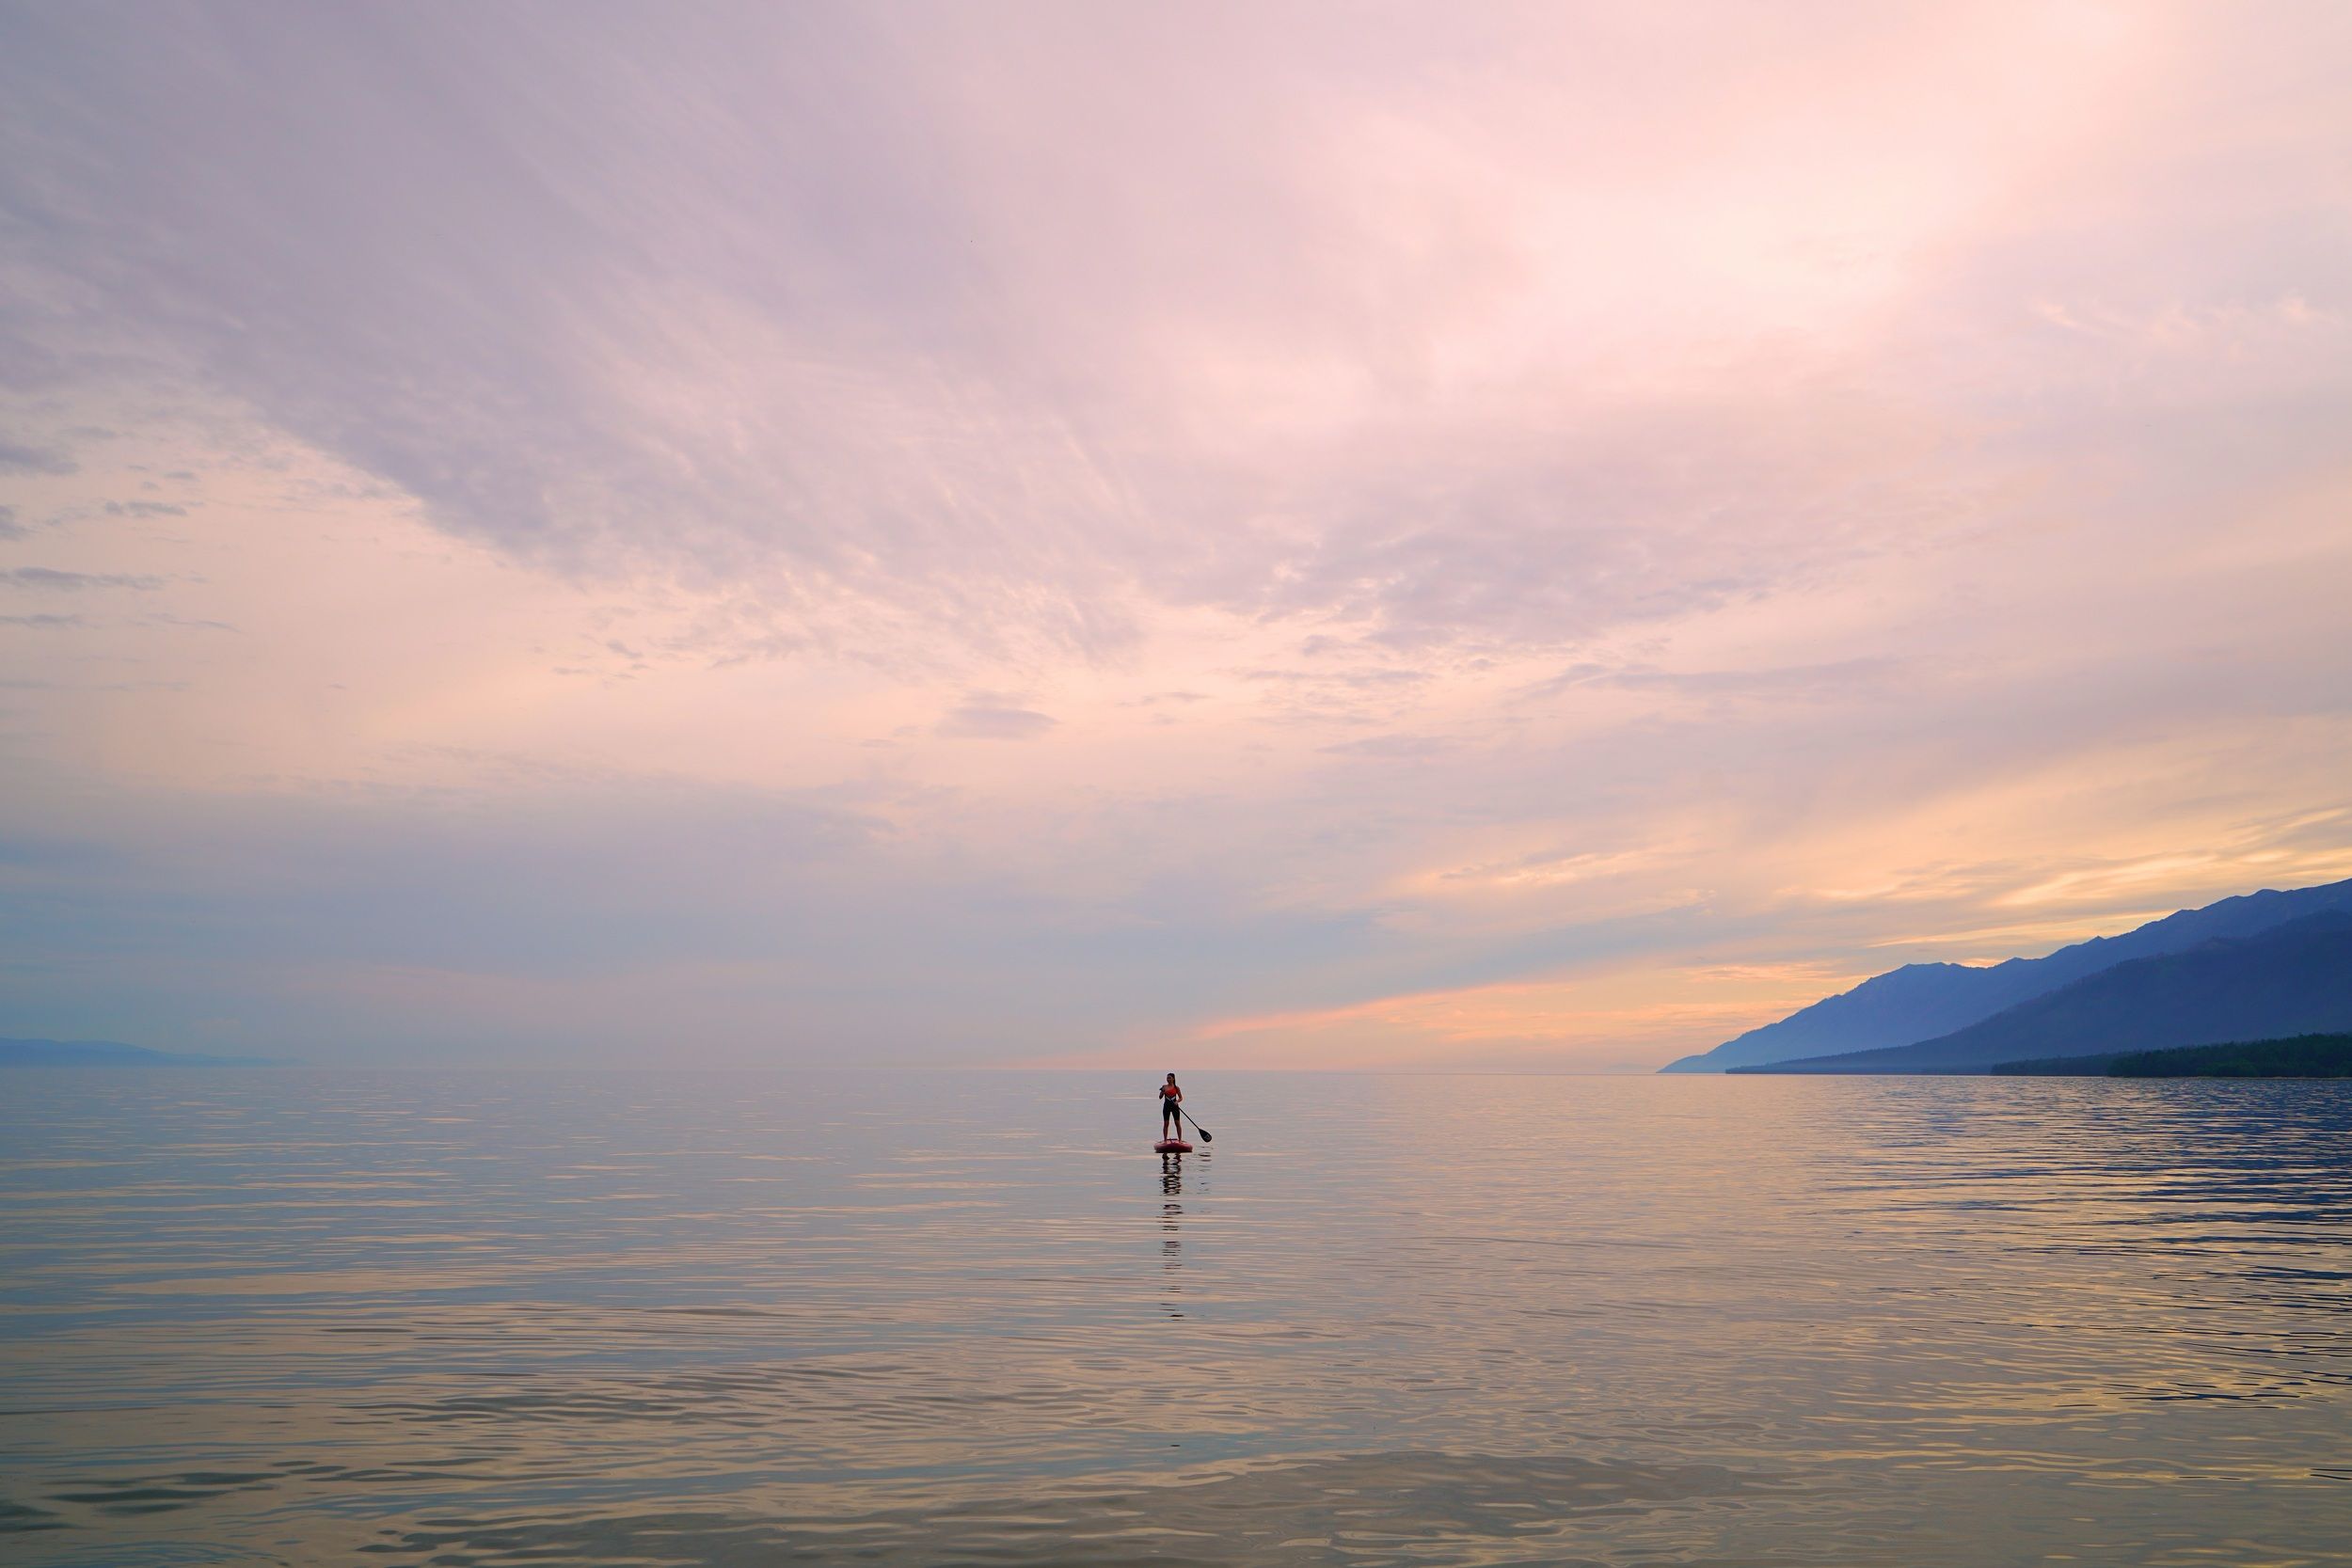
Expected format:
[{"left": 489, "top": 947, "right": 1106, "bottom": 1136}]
[{"left": 1158, "top": 1073, "right": 1184, "bottom": 1140}]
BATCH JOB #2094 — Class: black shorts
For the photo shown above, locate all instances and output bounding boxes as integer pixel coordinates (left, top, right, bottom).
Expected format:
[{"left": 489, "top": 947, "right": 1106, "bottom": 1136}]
[{"left": 1161, "top": 1100, "right": 1180, "bottom": 1119}]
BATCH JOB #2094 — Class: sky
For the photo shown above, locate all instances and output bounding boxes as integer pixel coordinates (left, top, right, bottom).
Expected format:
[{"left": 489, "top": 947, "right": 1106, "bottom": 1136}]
[{"left": 3, "top": 2, "right": 2349, "bottom": 1070}]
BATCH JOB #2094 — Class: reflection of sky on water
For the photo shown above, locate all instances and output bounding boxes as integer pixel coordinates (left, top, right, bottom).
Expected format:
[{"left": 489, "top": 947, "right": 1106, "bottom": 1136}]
[{"left": 2, "top": 1070, "right": 2349, "bottom": 1564}]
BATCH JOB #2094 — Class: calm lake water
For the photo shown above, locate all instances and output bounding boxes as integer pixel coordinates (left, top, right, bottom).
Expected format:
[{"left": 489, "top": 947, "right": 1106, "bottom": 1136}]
[{"left": 3, "top": 1069, "right": 2349, "bottom": 1566}]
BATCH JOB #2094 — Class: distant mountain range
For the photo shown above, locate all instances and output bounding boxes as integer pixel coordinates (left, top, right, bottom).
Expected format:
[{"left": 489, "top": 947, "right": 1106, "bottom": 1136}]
[
  {"left": 1663, "top": 876, "right": 2352, "bottom": 1075},
  {"left": 0, "top": 1037, "right": 275, "bottom": 1068},
  {"left": 1734, "top": 911, "right": 2352, "bottom": 1074}
]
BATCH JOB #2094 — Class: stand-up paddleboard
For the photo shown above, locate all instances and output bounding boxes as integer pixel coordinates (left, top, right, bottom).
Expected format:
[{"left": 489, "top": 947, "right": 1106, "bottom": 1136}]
[{"left": 1155, "top": 1138, "right": 1193, "bottom": 1153}]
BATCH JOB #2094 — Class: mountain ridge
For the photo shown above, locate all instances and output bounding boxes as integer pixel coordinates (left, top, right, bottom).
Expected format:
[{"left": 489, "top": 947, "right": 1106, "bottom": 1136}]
[
  {"left": 1730, "top": 911, "right": 2352, "bottom": 1074},
  {"left": 1661, "top": 876, "right": 2352, "bottom": 1072}
]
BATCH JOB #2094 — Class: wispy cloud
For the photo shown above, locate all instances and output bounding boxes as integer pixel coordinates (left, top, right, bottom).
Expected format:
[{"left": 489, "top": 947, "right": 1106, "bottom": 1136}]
[
  {"left": 937, "top": 695, "right": 1057, "bottom": 741},
  {"left": 1, "top": 567, "right": 165, "bottom": 592},
  {"left": 0, "top": 438, "right": 76, "bottom": 475}
]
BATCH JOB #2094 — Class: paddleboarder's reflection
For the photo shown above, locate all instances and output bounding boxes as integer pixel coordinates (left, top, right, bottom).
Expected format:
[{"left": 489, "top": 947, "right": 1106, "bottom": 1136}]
[
  {"left": 1161, "top": 1191, "right": 1184, "bottom": 1317},
  {"left": 1156, "top": 1151, "right": 1205, "bottom": 1319}
]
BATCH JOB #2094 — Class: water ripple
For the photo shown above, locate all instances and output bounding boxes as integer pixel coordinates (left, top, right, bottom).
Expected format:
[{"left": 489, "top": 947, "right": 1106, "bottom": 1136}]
[{"left": 4, "top": 1070, "right": 2350, "bottom": 1565}]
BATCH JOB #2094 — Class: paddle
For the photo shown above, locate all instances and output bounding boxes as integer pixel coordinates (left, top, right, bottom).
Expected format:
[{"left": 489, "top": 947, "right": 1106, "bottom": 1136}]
[{"left": 1179, "top": 1105, "right": 1213, "bottom": 1143}]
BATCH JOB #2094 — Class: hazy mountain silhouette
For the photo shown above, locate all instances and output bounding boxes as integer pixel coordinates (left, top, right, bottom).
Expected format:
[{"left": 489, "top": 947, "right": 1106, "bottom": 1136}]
[
  {"left": 0, "top": 1037, "right": 274, "bottom": 1068},
  {"left": 1734, "top": 911, "right": 2352, "bottom": 1074},
  {"left": 1661, "top": 876, "right": 2352, "bottom": 1072}
]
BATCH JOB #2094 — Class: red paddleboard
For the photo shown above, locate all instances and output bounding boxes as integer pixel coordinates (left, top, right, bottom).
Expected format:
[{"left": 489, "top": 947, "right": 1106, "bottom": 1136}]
[{"left": 1155, "top": 1138, "right": 1193, "bottom": 1153}]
